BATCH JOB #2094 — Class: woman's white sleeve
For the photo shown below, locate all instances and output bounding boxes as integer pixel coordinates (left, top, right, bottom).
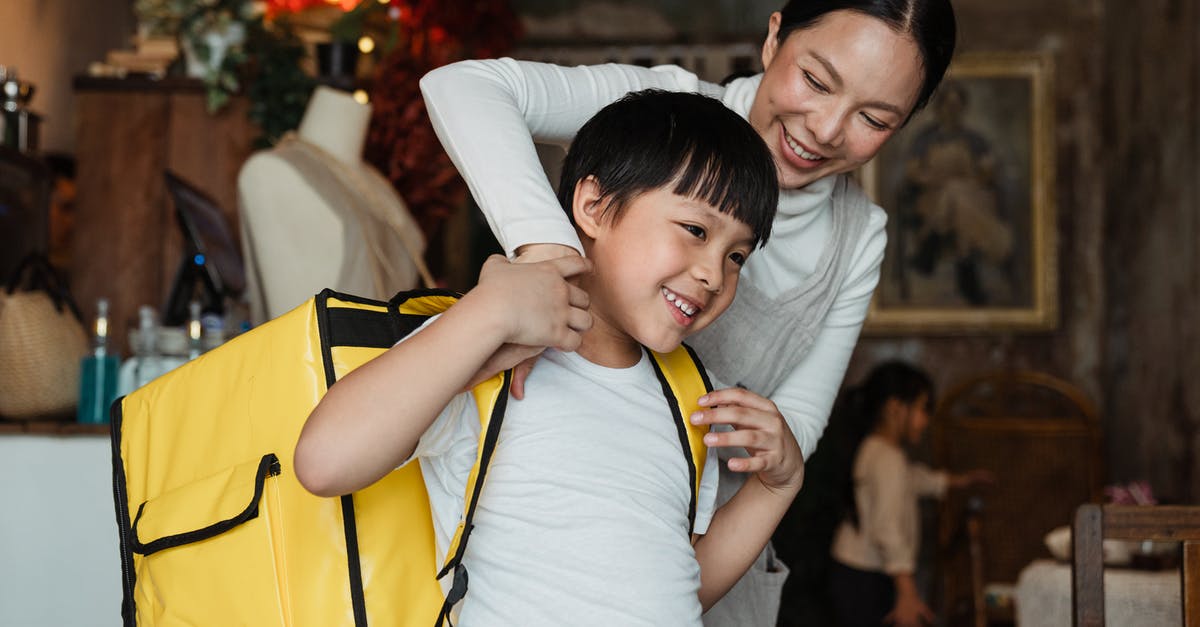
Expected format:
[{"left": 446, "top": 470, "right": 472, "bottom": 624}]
[
  {"left": 420, "top": 58, "right": 699, "bottom": 257},
  {"left": 769, "top": 206, "right": 887, "bottom": 459}
]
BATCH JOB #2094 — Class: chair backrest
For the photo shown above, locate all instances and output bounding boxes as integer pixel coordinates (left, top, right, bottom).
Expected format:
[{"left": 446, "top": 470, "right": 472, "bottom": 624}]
[
  {"left": 1072, "top": 504, "right": 1200, "bottom": 627},
  {"left": 933, "top": 370, "right": 1104, "bottom": 621}
]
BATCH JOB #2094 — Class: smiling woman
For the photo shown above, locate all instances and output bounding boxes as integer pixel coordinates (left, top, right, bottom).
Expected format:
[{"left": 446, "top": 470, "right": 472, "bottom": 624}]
[{"left": 417, "top": 1, "right": 957, "bottom": 624}]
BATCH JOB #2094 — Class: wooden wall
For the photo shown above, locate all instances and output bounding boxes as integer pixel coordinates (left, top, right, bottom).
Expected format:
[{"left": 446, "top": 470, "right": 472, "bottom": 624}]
[
  {"left": 1100, "top": 0, "right": 1200, "bottom": 503},
  {"left": 851, "top": 1, "right": 1199, "bottom": 503}
]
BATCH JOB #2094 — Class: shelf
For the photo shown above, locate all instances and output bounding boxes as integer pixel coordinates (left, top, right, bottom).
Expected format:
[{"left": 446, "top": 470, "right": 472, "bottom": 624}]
[{"left": 0, "top": 416, "right": 109, "bottom": 436}]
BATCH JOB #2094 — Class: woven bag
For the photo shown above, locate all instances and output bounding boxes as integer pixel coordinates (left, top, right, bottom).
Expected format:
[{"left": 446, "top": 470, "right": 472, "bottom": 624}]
[{"left": 0, "top": 254, "right": 89, "bottom": 419}]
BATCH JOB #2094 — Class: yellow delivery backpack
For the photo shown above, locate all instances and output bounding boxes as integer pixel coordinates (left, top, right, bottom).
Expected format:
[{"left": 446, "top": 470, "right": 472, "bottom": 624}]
[{"left": 110, "top": 288, "right": 712, "bottom": 627}]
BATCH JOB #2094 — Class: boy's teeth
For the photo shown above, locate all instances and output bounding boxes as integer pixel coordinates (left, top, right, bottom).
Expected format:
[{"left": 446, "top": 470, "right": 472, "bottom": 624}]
[{"left": 662, "top": 287, "right": 697, "bottom": 316}]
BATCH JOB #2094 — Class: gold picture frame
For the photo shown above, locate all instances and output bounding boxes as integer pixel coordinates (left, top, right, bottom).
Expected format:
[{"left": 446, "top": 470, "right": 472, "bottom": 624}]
[{"left": 860, "top": 51, "right": 1057, "bottom": 334}]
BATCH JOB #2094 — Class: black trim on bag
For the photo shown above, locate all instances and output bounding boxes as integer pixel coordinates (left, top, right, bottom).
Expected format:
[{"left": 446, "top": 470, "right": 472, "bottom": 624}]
[
  {"left": 129, "top": 454, "right": 281, "bottom": 556},
  {"left": 437, "top": 369, "right": 511, "bottom": 580},
  {"left": 341, "top": 494, "right": 369, "bottom": 627},
  {"left": 110, "top": 396, "right": 137, "bottom": 627},
  {"left": 681, "top": 343, "right": 714, "bottom": 396},
  {"left": 316, "top": 288, "right": 464, "bottom": 627},
  {"left": 326, "top": 308, "right": 427, "bottom": 349},
  {"left": 646, "top": 346, "right": 702, "bottom": 533},
  {"left": 434, "top": 369, "right": 512, "bottom": 627}
]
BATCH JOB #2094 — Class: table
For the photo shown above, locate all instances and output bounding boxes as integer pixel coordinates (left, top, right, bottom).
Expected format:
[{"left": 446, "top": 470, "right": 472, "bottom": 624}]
[{"left": 1015, "top": 559, "right": 1181, "bottom": 626}]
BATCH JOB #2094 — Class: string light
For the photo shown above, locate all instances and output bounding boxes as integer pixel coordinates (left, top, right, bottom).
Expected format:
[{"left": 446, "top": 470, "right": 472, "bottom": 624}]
[
  {"left": 353, "top": 90, "right": 370, "bottom": 105},
  {"left": 358, "top": 36, "right": 375, "bottom": 54}
]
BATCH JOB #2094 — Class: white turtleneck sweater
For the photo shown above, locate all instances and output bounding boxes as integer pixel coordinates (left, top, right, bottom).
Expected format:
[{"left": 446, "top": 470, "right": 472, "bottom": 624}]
[{"left": 420, "top": 59, "right": 887, "bottom": 459}]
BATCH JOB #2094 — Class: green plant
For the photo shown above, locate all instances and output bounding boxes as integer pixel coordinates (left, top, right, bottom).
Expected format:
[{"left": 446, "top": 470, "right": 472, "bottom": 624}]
[{"left": 243, "top": 18, "right": 316, "bottom": 148}]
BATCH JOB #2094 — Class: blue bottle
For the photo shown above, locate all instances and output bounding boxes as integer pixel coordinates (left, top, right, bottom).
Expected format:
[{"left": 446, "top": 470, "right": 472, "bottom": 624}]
[{"left": 78, "top": 298, "right": 120, "bottom": 424}]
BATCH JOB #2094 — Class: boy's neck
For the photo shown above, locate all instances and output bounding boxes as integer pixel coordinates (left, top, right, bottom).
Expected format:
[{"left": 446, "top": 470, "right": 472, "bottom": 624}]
[{"left": 573, "top": 317, "right": 643, "bottom": 369}]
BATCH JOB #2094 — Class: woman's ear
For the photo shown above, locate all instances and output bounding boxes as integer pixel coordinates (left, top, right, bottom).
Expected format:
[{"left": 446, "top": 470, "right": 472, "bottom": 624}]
[
  {"left": 571, "top": 176, "right": 607, "bottom": 239},
  {"left": 762, "top": 12, "right": 782, "bottom": 69}
]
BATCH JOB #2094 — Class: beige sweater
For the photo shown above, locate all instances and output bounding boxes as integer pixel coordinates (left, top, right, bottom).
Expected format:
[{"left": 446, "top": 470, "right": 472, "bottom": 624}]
[{"left": 830, "top": 435, "right": 948, "bottom": 575}]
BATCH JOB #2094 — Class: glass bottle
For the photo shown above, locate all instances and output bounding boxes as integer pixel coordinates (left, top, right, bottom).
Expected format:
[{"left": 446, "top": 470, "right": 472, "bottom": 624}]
[
  {"left": 78, "top": 298, "right": 121, "bottom": 424},
  {"left": 118, "top": 305, "right": 162, "bottom": 396}
]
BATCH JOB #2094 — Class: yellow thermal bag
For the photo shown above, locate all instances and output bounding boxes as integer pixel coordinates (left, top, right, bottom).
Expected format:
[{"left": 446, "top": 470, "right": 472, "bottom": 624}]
[{"left": 110, "top": 288, "right": 711, "bottom": 627}]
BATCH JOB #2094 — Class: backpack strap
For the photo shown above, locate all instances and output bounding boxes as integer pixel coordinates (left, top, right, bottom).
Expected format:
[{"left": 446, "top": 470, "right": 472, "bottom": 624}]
[
  {"left": 380, "top": 290, "right": 714, "bottom": 625},
  {"left": 646, "top": 344, "right": 713, "bottom": 533}
]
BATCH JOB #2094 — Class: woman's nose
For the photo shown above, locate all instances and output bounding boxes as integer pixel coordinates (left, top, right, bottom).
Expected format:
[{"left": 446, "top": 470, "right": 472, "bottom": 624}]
[{"left": 808, "top": 105, "right": 846, "bottom": 149}]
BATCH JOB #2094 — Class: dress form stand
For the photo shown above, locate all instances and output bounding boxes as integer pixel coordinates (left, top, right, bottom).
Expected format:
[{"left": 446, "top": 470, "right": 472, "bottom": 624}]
[{"left": 237, "top": 86, "right": 431, "bottom": 324}]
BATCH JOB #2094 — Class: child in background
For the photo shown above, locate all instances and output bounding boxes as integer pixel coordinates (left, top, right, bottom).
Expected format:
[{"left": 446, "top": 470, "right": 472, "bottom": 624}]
[
  {"left": 294, "top": 90, "right": 805, "bottom": 626},
  {"left": 828, "top": 361, "right": 992, "bottom": 627}
]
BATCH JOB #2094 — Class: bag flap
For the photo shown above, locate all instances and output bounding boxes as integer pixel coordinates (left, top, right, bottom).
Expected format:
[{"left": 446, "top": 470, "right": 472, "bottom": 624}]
[{"left": 131, "top": 454, "right": 280, "bottom": 556}]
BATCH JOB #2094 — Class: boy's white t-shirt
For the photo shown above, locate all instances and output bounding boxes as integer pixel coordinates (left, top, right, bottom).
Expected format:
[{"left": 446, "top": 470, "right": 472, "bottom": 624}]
[{"left": 408, "top": 340, "right": 720, "bottom": 626}]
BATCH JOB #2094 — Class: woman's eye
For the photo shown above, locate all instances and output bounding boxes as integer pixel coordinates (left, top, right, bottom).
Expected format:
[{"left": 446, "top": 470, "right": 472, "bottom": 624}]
[
  {"left": 803, "top": 71, "right": 830, "bottom": 94},
  {"left": 861, "top": 112, "right": 890, "bottom": 131},
  {"left": 682, "top": 224, "right": 706, "bottom": 239},
  {"left": 729, "top": 252, "right": 747, "bottom": 267}
]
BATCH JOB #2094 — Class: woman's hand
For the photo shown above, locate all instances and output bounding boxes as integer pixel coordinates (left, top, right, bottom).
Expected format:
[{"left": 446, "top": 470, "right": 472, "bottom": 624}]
[
  {"left": 504, "top": 244, "right": 586, "bottom": 399},
  {"left": 690, "top": 387, "right": 804, "bottom": 495}
]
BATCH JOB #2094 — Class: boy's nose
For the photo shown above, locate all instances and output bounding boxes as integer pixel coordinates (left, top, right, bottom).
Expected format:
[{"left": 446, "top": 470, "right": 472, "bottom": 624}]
[{"left": 693, "top": 255, "right": 724, "bottom": 294}]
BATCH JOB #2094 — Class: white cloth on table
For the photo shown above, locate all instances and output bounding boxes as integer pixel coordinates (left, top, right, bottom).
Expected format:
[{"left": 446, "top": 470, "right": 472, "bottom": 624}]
[{"left": 1015, "top": 559, "right": 1181, "bottom": 627}]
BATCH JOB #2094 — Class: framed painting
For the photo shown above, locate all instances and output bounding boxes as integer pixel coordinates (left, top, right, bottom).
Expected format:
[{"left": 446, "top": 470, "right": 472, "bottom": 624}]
[{"left": 860, "top": 51, "right": 1057, "bottom": 334}]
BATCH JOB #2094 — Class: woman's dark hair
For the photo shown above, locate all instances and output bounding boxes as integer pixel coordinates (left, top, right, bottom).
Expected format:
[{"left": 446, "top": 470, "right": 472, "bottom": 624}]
[
  {"left": 776, "top": 0, "right": 957, "bottom": 120},
  {"left": 557, "top": 89, "right": 778, "bottom": 248},
  {"left": 832, "top": 360, "right": 935, "bottom": 527}
]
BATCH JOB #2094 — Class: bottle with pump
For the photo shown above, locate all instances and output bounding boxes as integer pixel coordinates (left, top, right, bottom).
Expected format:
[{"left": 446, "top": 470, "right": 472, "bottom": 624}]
[
  {"left": 77, "top": 298, "right": 120, "bottom": 424},
  {"left": 118, "top": 305, "right": 163, "bottom": 396}
]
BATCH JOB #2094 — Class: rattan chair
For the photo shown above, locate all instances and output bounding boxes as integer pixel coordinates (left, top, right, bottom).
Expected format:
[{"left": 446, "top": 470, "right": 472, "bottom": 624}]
[
  {"left": 933, "top": 370, "right": 1105, "bottom": 626},
  {"left": 1072, "top": 504, "right": 1200, "bottom": 627}
]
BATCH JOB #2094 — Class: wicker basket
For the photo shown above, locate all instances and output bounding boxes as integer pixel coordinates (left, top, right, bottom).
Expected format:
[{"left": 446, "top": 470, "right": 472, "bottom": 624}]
[{"left": 0, "top": 256, "right": 89, "bottom": 420}]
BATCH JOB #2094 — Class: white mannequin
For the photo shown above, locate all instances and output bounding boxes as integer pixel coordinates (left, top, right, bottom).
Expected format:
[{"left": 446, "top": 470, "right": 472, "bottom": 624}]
[{"left": 238, "top": 86, "right": 429, "bottom": 324}]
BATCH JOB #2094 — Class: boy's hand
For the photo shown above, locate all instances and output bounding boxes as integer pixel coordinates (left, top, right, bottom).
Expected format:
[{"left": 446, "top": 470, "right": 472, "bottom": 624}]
[
  {"left": 691, "top": 387, "right": 804, "bottom": 495},
  {"left": 505, "top": 244, "right": 586, "bottom": 399},
  {"left": 468, "top": 253, "right": 593, "bottom": 352}
]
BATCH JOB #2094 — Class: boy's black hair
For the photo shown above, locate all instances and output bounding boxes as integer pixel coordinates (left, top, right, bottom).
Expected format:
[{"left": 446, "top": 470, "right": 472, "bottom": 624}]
[{"left": 556, "top": 90, "right": 778, "bottom": 248}]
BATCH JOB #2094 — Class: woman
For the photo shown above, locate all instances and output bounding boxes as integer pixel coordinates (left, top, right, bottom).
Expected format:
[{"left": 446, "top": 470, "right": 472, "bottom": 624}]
[
  {"left": 828, "top": 361, "right": 990, "bottom": 626},
  {"left": 418, "top": 1, "right": 957, "bottom": 623}
]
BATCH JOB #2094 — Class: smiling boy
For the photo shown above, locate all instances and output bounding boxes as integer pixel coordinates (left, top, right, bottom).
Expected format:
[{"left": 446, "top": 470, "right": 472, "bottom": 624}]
[{"left": 294, "top": 90, "right": 804, "bottom": 625}]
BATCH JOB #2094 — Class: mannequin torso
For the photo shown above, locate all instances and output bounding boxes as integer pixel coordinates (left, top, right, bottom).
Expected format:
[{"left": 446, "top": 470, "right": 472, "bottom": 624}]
[{"left": 238, "top": 86, "right": 427, "bottom": 323}]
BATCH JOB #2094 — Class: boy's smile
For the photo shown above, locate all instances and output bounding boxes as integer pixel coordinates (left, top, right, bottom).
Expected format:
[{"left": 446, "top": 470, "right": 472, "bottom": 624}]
[{"left": 572, "top": 181, "right": 756, "bottom": 368}]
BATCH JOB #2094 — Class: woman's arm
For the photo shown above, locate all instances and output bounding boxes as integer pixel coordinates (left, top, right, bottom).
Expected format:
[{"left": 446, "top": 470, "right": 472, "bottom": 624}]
[
  {"left": 768, "top": 207, "right": 887, "bottom": 457},
  {"left": 419, "top": 58, "right": 701, "bottom": 256}
]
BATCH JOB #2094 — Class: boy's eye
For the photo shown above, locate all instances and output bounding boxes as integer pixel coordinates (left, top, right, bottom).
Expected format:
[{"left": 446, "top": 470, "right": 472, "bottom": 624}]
[
  {"left": 803, "top": 71, "right": 830, "bottom": 94},
  {"left": 682, "top": 224, "right": 706, "bottom": 240},
  {"left": 729, "top": 252, "right": 747, "bottom": 267}
]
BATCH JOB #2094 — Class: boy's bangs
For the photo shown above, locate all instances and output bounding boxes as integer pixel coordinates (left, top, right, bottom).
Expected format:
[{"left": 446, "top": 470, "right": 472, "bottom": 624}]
[{"left": 671, "top": 149, "right": 775, "bottom": 247}]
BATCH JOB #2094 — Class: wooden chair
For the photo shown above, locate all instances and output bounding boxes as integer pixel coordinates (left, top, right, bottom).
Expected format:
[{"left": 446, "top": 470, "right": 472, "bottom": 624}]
[
  {"left": 932, "top": 370, "right": 1104, "bottom": 626},
  {"left": 1072, "top": 504, "right": 1200, "bottom": 626}
]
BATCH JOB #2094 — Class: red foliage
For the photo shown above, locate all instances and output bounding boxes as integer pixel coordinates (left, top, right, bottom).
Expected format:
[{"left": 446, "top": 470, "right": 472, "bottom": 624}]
[{"left": 362, "top": 0, "right": 522, "bottom": 240}]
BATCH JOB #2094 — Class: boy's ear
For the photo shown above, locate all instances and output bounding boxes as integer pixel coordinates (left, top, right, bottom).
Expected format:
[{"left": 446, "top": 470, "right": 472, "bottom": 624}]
[{"left": 571, "top": 176, "right": 607, "bottom": 239}]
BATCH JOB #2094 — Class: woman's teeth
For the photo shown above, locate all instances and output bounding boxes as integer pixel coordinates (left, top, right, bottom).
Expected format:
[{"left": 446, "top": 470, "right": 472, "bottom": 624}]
[
  {"left": 784, "top": 131, "right": 825, "bottom": 161},
  {"left": 662, "top": 287, "right": 697, "bottom": 317}
]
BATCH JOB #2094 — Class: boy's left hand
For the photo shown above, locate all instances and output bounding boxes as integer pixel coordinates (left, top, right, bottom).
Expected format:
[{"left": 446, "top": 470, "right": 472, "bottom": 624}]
[{"left": 691, "top": 387, "right": 804, "bottom": 495}]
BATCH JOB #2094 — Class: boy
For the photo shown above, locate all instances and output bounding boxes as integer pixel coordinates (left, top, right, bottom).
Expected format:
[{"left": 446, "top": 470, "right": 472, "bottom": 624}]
[{"left": 294, "top": 90, "right": 804, "bottom": 625}]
